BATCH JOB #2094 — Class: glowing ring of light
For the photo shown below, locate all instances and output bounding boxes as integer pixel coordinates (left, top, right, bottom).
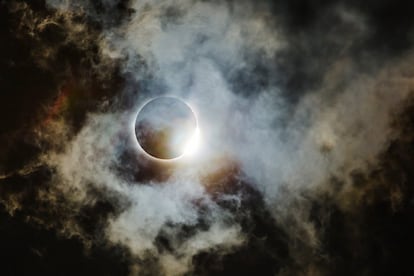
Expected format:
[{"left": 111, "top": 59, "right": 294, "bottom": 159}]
[{"left": 133, "top": 96, "right": 200, "bottom": 162}]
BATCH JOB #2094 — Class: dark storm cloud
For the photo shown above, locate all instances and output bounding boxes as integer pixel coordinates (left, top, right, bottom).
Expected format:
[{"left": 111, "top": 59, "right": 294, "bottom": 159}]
[{"left": 1, "top": 0, "right": 414, "bottom": 275}]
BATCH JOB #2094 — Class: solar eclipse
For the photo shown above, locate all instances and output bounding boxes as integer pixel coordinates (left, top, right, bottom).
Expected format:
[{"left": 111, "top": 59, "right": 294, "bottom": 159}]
[{"left": 134, "top": 96, "right": 199, "bottom": 161}]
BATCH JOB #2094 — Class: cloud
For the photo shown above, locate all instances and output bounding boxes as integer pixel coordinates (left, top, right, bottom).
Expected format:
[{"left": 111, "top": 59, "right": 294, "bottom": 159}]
[{"left": 2, "top": 0, "right": 414, "bottom": 275}]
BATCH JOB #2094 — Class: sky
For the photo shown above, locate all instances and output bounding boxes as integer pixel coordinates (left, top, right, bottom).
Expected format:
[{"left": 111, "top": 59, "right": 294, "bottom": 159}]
[{"left": 1, "top": 0, "right": 414, "bottom": 275}]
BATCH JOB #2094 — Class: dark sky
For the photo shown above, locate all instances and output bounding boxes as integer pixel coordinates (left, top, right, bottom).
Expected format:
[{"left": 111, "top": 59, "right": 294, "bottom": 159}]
[{"left": 1, "top": 0, "right": 414, "bottom": 275}]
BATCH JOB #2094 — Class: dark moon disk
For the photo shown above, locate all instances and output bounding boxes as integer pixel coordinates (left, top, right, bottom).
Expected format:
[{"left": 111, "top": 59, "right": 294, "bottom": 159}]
[{"left": 135, "top": 96, "right": 197, "bottom": 160}]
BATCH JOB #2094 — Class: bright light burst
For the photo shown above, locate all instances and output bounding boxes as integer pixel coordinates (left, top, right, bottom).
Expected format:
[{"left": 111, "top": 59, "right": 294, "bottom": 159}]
[{"left": 182, "top": 127, "right": 201, "bottom": 157}]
